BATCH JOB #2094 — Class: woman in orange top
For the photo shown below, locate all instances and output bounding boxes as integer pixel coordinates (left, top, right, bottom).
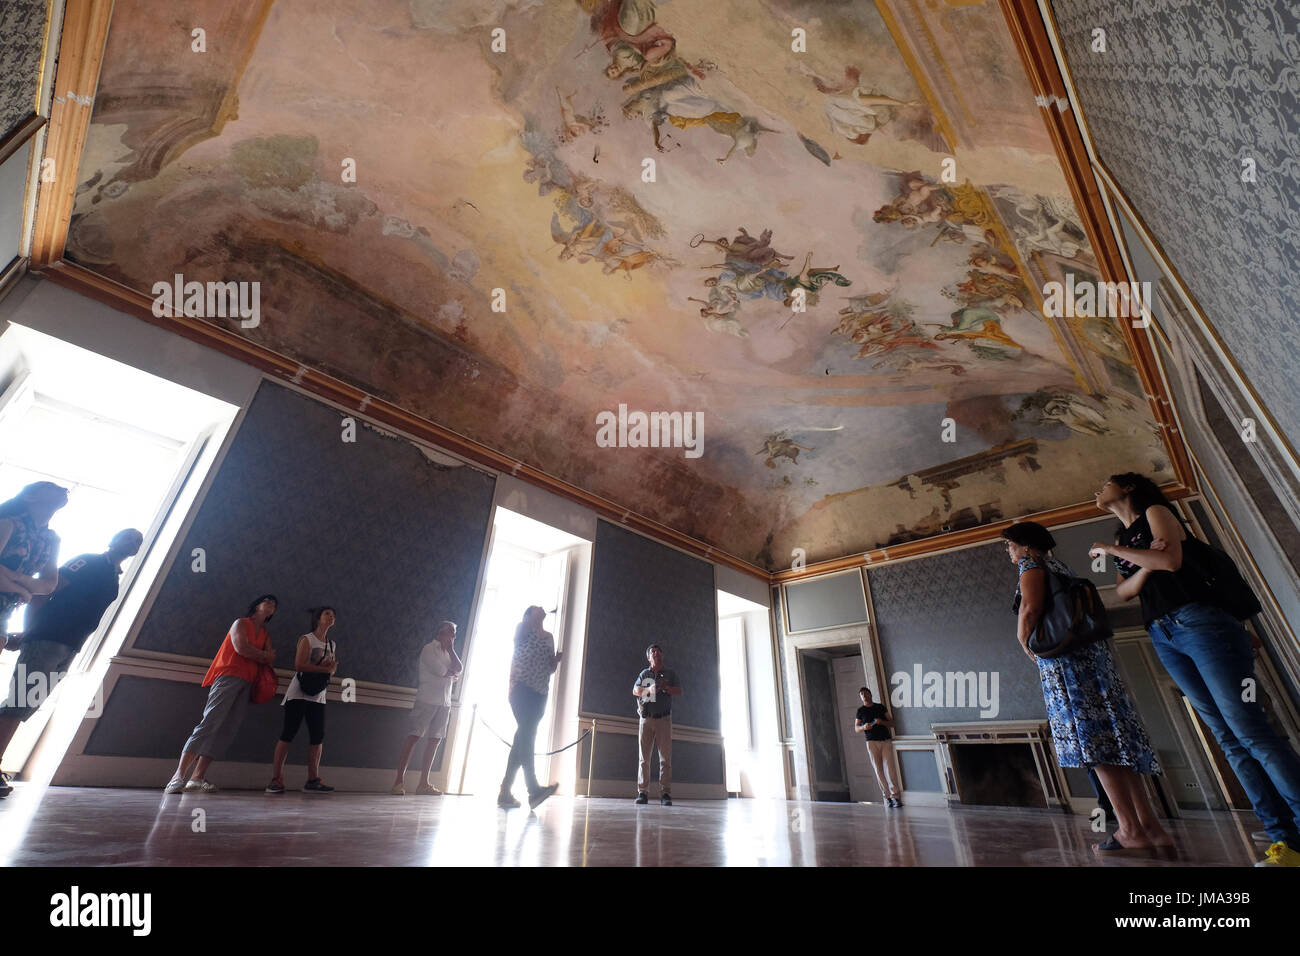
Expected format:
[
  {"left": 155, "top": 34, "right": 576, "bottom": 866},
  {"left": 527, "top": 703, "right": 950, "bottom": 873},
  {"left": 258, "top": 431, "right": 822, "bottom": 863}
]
[{"left": 165, "top": 595, "right": 277, "bottom": 793}]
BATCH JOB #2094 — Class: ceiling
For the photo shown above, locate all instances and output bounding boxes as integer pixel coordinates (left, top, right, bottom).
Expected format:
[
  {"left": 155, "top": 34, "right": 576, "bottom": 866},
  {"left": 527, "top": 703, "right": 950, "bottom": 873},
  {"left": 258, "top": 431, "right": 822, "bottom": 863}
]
[{"left": 57, "top": 0, "right": 1174, "bottom": 570}]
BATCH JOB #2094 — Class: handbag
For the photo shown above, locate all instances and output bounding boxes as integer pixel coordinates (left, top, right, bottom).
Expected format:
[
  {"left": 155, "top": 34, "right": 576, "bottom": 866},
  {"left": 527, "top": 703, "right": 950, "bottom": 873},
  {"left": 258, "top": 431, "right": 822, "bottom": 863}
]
[
  {"left": 296, "top": 640, "right": 333, "bottom": 696},
  {"left": 1177, "top": 537, "right": 1262, "bottom": 621},
  {"left": 1018, "top": 569, "right": 1113, "bottom": 659},
  {"left": 250, "top": 663, "right": 278, "bottom": 704}
]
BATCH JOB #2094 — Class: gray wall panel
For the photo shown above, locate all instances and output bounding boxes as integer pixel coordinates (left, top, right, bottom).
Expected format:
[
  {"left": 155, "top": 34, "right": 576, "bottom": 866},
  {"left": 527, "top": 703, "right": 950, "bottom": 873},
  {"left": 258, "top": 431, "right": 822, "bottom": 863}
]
[
  {"left": 133, "top": 382, "right": 495, "bottom": 689},
  {"left": 582, "top": 520, "right": 719, "bottom": 729}
]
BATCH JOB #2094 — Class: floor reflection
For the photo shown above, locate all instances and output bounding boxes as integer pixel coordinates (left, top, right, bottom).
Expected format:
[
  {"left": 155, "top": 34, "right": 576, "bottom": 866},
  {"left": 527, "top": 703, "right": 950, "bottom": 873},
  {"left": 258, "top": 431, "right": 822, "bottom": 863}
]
[{"left": 0, "top": 787, "right": 1264, "bottom": 867}]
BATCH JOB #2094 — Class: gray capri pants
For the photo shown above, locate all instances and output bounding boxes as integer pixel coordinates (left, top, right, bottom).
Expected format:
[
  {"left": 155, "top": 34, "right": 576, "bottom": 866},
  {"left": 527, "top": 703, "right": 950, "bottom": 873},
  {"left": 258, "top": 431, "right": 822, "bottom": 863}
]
[{"left": 182, "top": 674, "right": 252, "bottom": 758}]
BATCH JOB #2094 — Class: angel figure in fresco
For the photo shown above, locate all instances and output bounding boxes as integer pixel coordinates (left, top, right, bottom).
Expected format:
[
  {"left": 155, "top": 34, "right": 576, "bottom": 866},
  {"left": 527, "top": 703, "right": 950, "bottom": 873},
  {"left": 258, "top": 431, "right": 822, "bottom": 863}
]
[
  {"left": 795, "top": 63, "right": 947, "bottom": 152},
  {"left": 837, "top": 309, "right": 940, "bottom": 360},
  {"left": 756, "top": 433, "right": 812, "bottom": 468},
  {"left": 580, "top": 0, "right": 677, "bottom": 75}
]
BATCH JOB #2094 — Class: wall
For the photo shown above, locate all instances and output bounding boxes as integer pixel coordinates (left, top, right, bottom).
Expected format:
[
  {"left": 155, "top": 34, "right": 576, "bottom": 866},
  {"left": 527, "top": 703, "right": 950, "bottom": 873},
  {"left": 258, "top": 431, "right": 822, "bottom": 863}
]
[
  {"left": 1051, "top": 0, "right": 1300, "bottom": 452},
  {"left": 130, "top": 380, "right": 496, "bottom": 688},
  {"left": 581, "top": 519, "right": 724, "bottom": 796}
]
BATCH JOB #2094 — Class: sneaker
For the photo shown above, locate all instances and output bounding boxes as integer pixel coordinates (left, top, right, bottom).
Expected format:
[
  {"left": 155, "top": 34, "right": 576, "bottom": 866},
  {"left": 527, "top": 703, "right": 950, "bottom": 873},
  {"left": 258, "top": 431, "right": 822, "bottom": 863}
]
[
  {"left": 163, "top": 776, "right": 187, "bottom": 794},
  {"left": 391, "top": 784, "right": 406, "bottom": 796},
  {"left": 885, "top": 798, "right": 896, "bottom": 808},
  {"left": 415, "top": 783, "right": 442, "bottom": 795},
  {"left": 183, "top": 779, "right": 217, "bottom": 793},
  {"left": 1256, "top": 841, "right": 1300, "bottom": 867},
  {"left": 498, "top": 791, "right": 521, "bottom": 809},
  {"left": 529, "top": 783, "right": 559, "bottom": 810},
  {"left": 635, "top": 792, "right": 649, "bottom": 805},
  {"left": 661, "top": 793, "right": 672, "bottom": 806},
  {"left": 894, "top": 798, "right": 903, "bottom": 808},
  {"left": 265, "top": 780, "right": 286, "bottom": 794},
  {"left": 303, "top": 778, "right": 334, "bottom": 793}
]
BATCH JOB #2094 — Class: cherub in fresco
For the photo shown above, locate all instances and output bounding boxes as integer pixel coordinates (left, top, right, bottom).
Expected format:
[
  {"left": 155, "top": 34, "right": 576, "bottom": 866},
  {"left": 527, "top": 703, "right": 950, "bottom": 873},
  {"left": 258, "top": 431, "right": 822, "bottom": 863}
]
[
  {"left": 795, "top": 63, "right": 945, "bottom": 151},
  {"left": 756, "top": 433, "right": 812, "bottom": 469},
  {"left": 550, "top": 214, "right": 606, "bottom": 261},
  {"left": 930, "top": 307, "right": 1022, "bottom": 351},
  {"left": 555, "top": 89, "right": 608, "bottom": 143}
]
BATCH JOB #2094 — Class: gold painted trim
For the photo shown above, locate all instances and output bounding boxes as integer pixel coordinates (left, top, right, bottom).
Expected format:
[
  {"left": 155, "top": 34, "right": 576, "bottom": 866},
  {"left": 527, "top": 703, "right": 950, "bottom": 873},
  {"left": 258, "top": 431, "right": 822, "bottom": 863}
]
[
  {"left": 29, "top": 0, "right": 114, "bottom": 267},
  {"left": 872, "top": 0, "right": 959, "bottom": 148}
]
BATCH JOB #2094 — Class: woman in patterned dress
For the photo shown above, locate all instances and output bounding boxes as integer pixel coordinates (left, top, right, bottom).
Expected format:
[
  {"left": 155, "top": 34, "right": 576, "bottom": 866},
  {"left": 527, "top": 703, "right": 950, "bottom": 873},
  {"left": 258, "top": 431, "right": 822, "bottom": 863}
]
[{"left": 1002, "top": 520, "right": 1173, "bottom": 853}]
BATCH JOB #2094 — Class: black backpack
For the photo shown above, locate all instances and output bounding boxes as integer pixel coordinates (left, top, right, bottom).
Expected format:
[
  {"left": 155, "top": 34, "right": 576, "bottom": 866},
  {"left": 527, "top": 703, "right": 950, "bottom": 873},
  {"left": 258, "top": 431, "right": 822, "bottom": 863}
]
[
  {"left": 1018, "top": 569, "right": 1114, "bottom": 659},
  {"left": 1178, "top": 537, "right": 1262, "bottom": 621}
]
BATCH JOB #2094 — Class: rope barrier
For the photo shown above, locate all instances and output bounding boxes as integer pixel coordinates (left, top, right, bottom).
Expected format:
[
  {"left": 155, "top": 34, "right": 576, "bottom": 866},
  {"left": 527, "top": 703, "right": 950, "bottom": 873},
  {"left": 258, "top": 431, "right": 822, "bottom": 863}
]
[{"left": 475, "top": 711, "right": 592, "bottom": 757}]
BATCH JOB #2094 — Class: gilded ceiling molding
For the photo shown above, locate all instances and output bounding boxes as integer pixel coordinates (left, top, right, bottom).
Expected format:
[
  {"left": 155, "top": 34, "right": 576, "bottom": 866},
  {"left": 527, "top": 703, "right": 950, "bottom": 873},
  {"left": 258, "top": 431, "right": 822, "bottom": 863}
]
[
  {"left": 996, "top": 0, "right": 1196, "bottom": 493},
  {"left": 29, "top": 0, "right": 113, "bottom": 267}
]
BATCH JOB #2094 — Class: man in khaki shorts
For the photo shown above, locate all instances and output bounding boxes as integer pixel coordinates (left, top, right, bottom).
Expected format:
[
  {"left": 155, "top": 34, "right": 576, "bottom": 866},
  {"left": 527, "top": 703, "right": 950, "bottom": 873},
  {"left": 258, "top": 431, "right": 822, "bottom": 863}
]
[
  {"left": 391, "top": 621, "right": 461, "bottom": 795},
  {"left": 633, "top": 644, "right": 681, "bottom": 806}
]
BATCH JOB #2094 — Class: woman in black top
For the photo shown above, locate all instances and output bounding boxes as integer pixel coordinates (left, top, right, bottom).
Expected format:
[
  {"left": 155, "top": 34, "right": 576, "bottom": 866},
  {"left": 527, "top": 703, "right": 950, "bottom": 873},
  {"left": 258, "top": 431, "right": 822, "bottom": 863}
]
[{"left": 1090, "top": 472, "right": 1300, "bottom": 867}]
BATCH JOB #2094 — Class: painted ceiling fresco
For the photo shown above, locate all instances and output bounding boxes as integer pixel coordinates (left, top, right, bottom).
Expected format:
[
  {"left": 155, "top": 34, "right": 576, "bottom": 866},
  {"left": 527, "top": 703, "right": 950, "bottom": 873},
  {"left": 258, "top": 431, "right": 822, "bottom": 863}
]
[{"left": 64, "top": 0, "right": 1171, "bottom": 570}]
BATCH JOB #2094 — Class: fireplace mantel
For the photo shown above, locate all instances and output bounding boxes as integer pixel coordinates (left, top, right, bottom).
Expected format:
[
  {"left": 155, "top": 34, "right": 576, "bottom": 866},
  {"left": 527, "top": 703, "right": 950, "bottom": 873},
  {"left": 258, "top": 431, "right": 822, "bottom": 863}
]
[{"left": 931, "top": 720, "right": 1072, "bottom": 812}]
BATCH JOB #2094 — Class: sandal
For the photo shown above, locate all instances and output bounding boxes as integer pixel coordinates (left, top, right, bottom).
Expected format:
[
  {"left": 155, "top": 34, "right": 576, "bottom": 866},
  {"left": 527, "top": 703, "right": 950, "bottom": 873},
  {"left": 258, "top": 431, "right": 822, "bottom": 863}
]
[{"left": 1093, "top": 834, "right": 1155, "bottom": 854}]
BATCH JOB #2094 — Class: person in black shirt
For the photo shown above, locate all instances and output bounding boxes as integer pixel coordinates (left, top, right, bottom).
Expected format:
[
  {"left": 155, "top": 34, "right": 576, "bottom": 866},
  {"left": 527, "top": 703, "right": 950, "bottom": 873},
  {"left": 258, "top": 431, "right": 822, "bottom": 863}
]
[
  {"left": 1092, "top": 472, "right": 1300, "bottom": 868},
  {"left": 633, "top": 644, "right": 681, "bottom": 805},
  {"left": 0, "top": 529, "right": 142, "bottom": 796},
  {"left": 854, "top": 687, "right": 901, "bottom": 807}
]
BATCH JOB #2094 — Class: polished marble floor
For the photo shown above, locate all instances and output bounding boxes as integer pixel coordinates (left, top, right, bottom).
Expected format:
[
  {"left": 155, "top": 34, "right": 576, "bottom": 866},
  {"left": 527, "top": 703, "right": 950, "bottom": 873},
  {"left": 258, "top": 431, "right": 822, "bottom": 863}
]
[{"left": 0, "top": 785, "right": 1267, "bottom": 866}]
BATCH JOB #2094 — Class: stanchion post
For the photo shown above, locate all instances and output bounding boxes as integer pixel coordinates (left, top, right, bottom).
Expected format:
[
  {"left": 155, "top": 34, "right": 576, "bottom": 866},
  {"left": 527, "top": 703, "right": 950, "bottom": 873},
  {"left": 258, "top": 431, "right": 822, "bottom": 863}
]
[
  {"left": 586, "top": 718, "right": 597, "bottom": 799},
  {"left": 456, "top": 703, "right": 477, "bottom": 796}
]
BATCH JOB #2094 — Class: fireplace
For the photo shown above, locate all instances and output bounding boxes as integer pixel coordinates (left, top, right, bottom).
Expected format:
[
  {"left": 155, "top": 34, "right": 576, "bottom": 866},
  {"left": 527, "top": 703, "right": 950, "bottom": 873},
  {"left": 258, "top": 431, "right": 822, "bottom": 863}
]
[{"left": 932, "top": 720, "right": 1071, "bottom": 812}]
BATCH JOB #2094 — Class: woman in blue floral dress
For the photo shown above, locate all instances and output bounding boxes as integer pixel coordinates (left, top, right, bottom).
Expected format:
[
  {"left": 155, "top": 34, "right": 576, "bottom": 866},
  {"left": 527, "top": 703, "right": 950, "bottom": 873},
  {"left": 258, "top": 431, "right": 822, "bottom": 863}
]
[{"left": 1002, "top": 521, "right": 1172, "bottom": 853}]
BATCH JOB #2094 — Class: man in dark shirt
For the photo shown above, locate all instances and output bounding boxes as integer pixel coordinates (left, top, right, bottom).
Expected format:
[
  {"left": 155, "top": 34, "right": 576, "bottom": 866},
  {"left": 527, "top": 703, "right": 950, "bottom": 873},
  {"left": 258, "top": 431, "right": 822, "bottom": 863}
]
[
  {"left": 854, "top": 686, "right": 901, "bottom": 807},
  {"left": 0, "top": 528, "right": 142, "bottom": 796},
  {"left": 633, "top": 643, "right": 682, "bottom": 806}
]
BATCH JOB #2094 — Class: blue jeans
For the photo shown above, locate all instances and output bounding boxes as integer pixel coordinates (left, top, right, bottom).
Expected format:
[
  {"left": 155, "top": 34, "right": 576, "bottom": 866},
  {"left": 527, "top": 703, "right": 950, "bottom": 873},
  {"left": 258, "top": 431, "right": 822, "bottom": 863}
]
[
  {"left": 501, "top": 684, "right": 546, "bottom": 795},
  {"left": 1149, "top": 602, "right": 1300, "bottom": 845}
]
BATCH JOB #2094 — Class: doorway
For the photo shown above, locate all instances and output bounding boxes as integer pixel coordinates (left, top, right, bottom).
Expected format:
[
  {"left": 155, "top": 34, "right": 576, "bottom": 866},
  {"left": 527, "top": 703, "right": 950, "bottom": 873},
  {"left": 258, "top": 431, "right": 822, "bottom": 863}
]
[
  {"left": 452, "top": 507, "right": 586, "bottom": 798},
  {"left": 798, "top": 646, "right": 875, "bottom": 802}
]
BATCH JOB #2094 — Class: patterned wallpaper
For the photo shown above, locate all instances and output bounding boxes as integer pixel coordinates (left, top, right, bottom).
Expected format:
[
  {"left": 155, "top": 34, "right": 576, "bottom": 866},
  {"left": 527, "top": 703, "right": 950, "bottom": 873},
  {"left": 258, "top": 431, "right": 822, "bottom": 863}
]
[
  {"left": 583, "top": 519, "right": 719, "bottom": 729},
  {"left": 0, "top": 0, "right": 49, "bottom": 143},
  {"left": 1051, "top": 0, "right": 1300, "bottom": 449},
  {"left": 133, "top": 382, "right": 496, "bottom": 688},
  {"left": 867, "top": 542, "right": 1047, "bottom": 736}
]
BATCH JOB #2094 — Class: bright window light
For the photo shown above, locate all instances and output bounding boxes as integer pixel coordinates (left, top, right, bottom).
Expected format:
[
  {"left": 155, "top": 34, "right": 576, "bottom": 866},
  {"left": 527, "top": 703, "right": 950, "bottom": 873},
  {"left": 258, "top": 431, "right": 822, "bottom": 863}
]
[{"left": 0, "top": 323, "right": 238, "bottom": 782}]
